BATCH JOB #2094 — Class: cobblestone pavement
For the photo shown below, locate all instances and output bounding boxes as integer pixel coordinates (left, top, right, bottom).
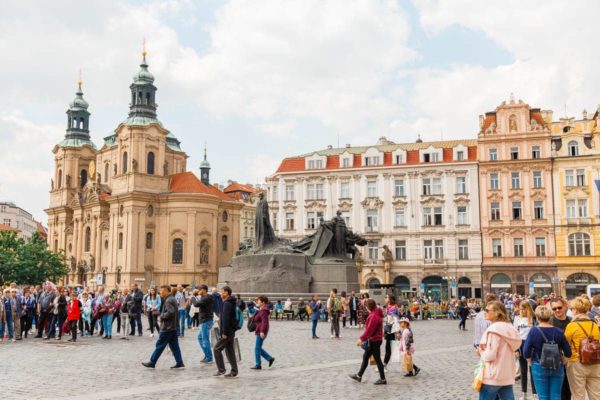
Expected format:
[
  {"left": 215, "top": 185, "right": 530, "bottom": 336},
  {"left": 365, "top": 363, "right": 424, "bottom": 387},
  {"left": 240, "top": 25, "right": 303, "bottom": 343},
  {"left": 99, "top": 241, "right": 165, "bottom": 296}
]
[{"left": 1, "top": 318, "right": 527, "bottom": 400}]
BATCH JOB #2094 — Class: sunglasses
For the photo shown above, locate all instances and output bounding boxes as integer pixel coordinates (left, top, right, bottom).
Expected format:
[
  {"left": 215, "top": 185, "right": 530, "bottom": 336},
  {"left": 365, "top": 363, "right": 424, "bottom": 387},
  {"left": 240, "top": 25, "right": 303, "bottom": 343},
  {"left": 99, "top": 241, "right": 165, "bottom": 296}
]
[
  {"left": 484, "top": 308, "right": 493, "bottom": 313},
  {"left": 552, "top": 307, "right": 563, "bottom": 311}
]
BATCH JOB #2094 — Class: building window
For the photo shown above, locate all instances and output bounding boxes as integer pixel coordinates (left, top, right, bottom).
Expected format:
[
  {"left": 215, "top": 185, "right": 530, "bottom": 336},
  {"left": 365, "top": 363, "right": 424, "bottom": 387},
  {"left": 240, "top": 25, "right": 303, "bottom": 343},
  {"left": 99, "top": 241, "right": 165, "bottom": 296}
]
[
  {"left": 566, "top": 200, "right": 576, "bottom": 218},
  {"left": 535, "top": 237, "right": 546, "bottom": 257},
  {"left": 578, "top": 199, "right": 588, "bottom": 217},
  {"left": 104, "top": 163, "right": 109, "bottom": 182},
  {"left": 568, "top": 233, "right": 591, "bottom": 256},
  {"left": 568, "top": 141, "right": 579, "bottom": 156},
  {"left": 308, "top": 159, "right": 324, "bottom": 169},
  {"left": 271, "top": 185, "right": 278, "bottom": 201},
  {"left": 423, "top": 207, "right": 443, "bottom": 226},
  {"left": 424, "top": 239, "right": 444, "bottom": 261},
  {"left": 491, "top": 202, "right": 500, "bottom": 220},
  {"left": 285, "top": 185, "right": 294, "bottom": 201},
  {"left": 122, "top": 152, "right": 128, "bottom": 174},
  {"left": 341, "top": 158, "right": 351, "bottom": 168},
  {"left": 222, "top": 211, "right": 228, "bottom": 222},
  {"left": 394, "top": 208, "right": 405, "bottom": 227},
  {"left": 422, "top": 178, "right": 442, "bottom": 195},
  {"left": 492, "top": 239, "right": 502, "bottom": 257},
  {"left": 285, "top": 213, "right": 294, "bottom": 230},
  {"left": 57, "top": 169, "right": 63, "bottom": 188},
  {"left": 512, "top": 201, "right": 522, "bottom": 220},
  {"left": 565, "top": 170, "right": 574, "bottom": 186},
  {"left": 457, "top": 206, "right": 468, "bottom": 225},
  {"left": 221, "top": 235, "right": 228, "bottom": 251},
  {"left": 456, "top": 176, "right": 467, "bottom": 194},
  {"left": 84, "top": 227, "right": 91, "bottom": 252},
  {"left": 366, "top": 210, "right": 378, "bottom": 231},
  {"left": 394, "top": 179, "right": 405, "bottom": 197},
  {"left": 489, "top": 148, "right": 497, "bottom": 161},
  {"left": 306, "top": 184, "right": 324, "bottom": 200},
  {"left": 458, "top": 239, "right": 469, "bottom": 260},
  {"left": 566, "top": 169, "right": 585, "bottom": 187},
  {"left": 513, "top": 238, "right": 524, "bottom": 257},
  {"left": 576, "top": 169, "right": 585, "bottom": 186},
  {"left": 146, "top": 232, "right": 153, "bottom": 249},
  {"left": 534, "top": 201, "right": 544, "bottom": 219},
  {"left": 490, "top": 173, "right": 499, "bottom": 190},
  {"left": 532, "top": 171, "right": 542, "bottom": 188},
  {"left": 340, "top": 182, "right": 350, "bottom": 198},
  {"left": 456, "top": 151, "right": 464, "bottom": 161},
  {"left": 395, "top": 154, "right": 404, "bottom": 164},
  {"left": 510, "top": 147, "right": 519, "bottom": 160},
  {"left": 306, "top": 211, "right": 323, "bottom": 229},
  {"left": 147, "top": 152, "right": 155, "bottom": 175},
  {"left": 118, "top": 232, "right": 123, "bottom": 250},
  {"left": 368, "top": 240, "right": 378, "bottom": 261},
  {"left": 423, "top": 152, "right": 439, "bottom": 163},
  {"left": 367, "top": 181, "right": 377, "bottom": 197},
  {"left": 172, "top": 238, "right": 183, "bottom": 264},
  {"left": 423, "top": 240, "right": 433, "bottom": 261},
  {"left": 511, "top": 172, "right": 520, "bottom": 189},
  {"left": 395, "top": 240, "right": 406, "bottom": 260},
  {"left": 364, "top": 156, "right": 380, "bottom": 166},
  {"left": 531, "top": 146, "right": 541, "bottom": 159}
]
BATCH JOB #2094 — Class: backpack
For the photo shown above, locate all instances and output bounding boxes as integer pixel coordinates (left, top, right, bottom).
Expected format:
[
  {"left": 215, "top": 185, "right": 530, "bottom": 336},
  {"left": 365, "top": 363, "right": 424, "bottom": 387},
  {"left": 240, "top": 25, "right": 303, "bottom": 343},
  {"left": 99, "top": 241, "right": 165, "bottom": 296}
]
[
  {"left": 331, "top": 297, "right": 342, "bottom": 313},
  {"left": 535, "top": 327, "right": 562, "bottom": 370},
  {"left": 247, "top": 314, "right": 256, "bottom": 332},
  {"left": 235, "top": 307, "right": 244, "bottom": 331},
  {"left": 575, "top": 322, "right": 600, "bottom": 365}
]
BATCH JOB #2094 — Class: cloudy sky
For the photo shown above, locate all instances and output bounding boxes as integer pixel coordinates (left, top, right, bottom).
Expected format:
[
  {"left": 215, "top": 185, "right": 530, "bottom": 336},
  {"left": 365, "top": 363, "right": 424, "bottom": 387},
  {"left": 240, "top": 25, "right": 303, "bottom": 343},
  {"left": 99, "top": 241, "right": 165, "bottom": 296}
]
[{"left": 1, "top": 0, "right": 599, "bottom": 223}]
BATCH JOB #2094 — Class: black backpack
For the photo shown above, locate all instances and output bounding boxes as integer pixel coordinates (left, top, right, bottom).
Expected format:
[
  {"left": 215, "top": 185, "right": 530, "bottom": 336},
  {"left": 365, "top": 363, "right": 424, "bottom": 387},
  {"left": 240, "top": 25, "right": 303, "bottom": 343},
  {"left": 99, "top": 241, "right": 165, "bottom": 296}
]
[{"left": 536, "top": 327, "right": 562, "bottom": 370}]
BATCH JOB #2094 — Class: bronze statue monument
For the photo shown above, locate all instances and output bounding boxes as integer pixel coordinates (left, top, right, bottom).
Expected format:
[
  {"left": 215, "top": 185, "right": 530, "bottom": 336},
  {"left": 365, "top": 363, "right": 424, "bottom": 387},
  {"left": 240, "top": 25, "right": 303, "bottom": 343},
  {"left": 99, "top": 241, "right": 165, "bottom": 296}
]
[{"left": 255, "top": 192, "right": 275, "bottom": 249}]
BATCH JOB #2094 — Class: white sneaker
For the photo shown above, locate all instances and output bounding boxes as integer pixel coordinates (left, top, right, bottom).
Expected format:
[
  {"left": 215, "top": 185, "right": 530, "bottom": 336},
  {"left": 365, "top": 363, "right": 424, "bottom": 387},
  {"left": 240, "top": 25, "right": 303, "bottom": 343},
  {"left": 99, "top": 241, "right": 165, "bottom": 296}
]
[
  {"left": 330, "top": 334, "right": 334, "bottom": 338},
  {"left": 149, "top": 333, "right": 154, "bottom": 338}
]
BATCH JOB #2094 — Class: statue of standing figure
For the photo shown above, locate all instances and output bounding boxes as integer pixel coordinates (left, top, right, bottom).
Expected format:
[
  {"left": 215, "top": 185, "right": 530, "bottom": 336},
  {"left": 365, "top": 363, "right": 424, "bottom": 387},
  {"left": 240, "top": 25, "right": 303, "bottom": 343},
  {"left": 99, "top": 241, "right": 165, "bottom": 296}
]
[{"left": 255, "top": 192, "right": 275, "bottom": 249}]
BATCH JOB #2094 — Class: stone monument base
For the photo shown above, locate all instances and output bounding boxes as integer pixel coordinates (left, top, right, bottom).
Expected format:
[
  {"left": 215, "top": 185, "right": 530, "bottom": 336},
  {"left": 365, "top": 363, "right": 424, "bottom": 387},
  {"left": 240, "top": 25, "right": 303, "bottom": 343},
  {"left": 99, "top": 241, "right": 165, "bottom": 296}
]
[{"left": 309, "top": 261, "right": 360, "bottom": 293}]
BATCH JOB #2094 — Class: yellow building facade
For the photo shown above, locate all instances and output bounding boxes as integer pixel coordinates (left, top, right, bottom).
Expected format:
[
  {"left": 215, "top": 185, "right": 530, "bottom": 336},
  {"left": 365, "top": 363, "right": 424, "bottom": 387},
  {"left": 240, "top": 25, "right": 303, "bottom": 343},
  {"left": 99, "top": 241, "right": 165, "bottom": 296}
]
[{"left": 552, "top": 110, "right": 600, "bottom": 297}]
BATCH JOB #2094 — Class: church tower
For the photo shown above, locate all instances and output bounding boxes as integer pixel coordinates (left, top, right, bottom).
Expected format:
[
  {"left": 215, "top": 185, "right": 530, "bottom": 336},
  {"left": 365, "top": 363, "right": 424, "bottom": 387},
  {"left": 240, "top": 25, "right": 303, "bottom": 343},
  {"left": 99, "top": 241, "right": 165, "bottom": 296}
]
[
  {"left": 200, "top": 143, "right": 210, "bottom": 185},
  {"left": 128, "top": 44, "right": 158, "bottom": 122}
]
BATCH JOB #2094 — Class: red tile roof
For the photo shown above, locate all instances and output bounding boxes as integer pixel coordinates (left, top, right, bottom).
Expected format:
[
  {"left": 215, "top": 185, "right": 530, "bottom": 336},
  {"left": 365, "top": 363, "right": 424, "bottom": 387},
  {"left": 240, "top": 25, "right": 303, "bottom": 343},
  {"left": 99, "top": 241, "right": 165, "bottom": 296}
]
[
  {"left": 482, "top": 112, "right": 496, "bottom": 131},
  {"left": 530, "top": 110, "right": 546, "bottom": 127},
  {"left": 36, "top": 222, "right": 48, "bottom": 239},
  {"left": 169, "top": 172, "right": 233, "bottom": 200},
  {"left": 0, "top": 224, "right": 17, "bottom": 232},
  {"left": 275, "top": 158, "right": 305, "bottom": 173},
  {"left": 223, "top": 183, "right": 258, "bottom": 194}
]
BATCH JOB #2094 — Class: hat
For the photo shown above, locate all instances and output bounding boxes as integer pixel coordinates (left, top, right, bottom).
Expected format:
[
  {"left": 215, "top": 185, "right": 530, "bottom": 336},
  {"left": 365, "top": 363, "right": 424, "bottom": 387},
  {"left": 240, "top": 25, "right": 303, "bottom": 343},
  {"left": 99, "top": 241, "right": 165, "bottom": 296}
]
[
  {"left": 199, "top": 284, "right": 208, "bottom": 291},
  {"left": 399, "top": 317, "right": 410, "bottom": 325}
]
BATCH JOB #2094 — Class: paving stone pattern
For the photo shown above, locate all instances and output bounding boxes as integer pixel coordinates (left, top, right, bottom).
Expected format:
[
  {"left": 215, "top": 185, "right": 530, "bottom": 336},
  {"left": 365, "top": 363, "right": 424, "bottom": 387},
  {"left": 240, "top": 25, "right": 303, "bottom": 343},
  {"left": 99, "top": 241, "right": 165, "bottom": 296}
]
[{"left": 1, "top": 319, "right": 527, "bottom": 400}]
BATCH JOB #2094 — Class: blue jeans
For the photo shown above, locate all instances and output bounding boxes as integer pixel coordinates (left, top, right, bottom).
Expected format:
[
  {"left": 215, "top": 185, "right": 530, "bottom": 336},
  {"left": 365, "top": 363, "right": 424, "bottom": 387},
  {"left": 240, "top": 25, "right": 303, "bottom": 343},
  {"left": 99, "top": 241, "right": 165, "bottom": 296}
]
[
  {"left": 479, "top": 384, "right": 514, "bottom": 400},
  {"left": 197, "top": 320, "right": 213, "bottom": 361},
  {"left": 312, "top": 319, "right": 318, "bottom": 337},
  {"left": 531, "top": 363, "right": 564, "bottom": 400},
  {"left": 255, "top": 335, "right": 273, "bottom": 367},
  {"left": 0, "top": 314, "right": 14, "bottom": 339},
  {"left": 178, "top": 310, "right": 186, "bottom": 335},
  {"left": 102, "top": 314, "right": 113, "bottom": 336},
  {"left": 150, "top": 330, "right": 183, "bottom": 365}
]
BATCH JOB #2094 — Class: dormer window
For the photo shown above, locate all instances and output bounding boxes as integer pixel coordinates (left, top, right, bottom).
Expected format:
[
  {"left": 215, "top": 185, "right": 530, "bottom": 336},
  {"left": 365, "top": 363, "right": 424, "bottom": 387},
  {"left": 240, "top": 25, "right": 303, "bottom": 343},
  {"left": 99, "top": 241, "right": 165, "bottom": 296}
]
[
  {"left": 364, "top": 156, "right": 380, "bottom": 166},
  {"left": 341, "top": 158, "right": 351, "bottom": 168},
  {"left": 568, "top": 141, "right": 579, "bottom": 156},
  {"left": 308, "top": 159, "right": 324, "bottom": 169},
  {"left": 395, "top": 154, "right": 404, "bottom": 164},
  {"left": 423, "top": 153, "right": 439, "bottom": 163},
  {"left": 456, "top": 151, "right": 464, "bottom": 161},
  {"left": 339, "top": 152, "right": 353, "bottom": 168}
]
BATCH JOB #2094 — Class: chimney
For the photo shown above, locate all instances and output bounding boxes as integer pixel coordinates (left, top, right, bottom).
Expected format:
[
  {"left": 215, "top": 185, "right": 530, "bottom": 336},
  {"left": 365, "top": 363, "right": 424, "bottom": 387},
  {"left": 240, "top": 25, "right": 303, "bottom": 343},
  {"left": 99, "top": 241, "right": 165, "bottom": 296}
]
[
  {"left": 327, "top": 145, "right": 333, "bottom": 149},
  {"left": 345, "top": 144, "right": 351, "bottom": 148},
  {"left": 479, "top": 115, "right": 484, "bottom": 128}
]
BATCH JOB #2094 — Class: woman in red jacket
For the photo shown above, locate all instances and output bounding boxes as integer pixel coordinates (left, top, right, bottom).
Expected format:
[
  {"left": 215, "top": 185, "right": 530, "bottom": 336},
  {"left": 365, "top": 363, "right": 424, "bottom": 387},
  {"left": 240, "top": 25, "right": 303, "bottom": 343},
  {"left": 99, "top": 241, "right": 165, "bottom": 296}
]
[
  {"left": 349, "top": 299, "right": 386, "bottom": 385},
  {"left": 251, "top": 295, "right": 275, "bottom": 370},
  {"left": 66, "top": 291, "right": 81, "bottom": 342}
]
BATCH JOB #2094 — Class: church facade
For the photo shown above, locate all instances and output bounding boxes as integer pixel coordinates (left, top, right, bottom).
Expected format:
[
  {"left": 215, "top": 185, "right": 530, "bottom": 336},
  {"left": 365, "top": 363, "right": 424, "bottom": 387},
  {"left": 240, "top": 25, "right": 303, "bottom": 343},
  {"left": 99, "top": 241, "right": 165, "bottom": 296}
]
[{"left": 45, "top": 53, "right": 243, "bottom": 290}]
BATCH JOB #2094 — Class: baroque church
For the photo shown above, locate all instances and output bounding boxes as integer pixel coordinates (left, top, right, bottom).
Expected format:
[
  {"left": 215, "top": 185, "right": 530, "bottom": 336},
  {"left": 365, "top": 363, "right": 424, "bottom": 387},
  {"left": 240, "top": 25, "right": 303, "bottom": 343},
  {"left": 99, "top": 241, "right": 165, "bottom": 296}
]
[{"left": 45, "top": 51, "right": 243, "bottom": 290}]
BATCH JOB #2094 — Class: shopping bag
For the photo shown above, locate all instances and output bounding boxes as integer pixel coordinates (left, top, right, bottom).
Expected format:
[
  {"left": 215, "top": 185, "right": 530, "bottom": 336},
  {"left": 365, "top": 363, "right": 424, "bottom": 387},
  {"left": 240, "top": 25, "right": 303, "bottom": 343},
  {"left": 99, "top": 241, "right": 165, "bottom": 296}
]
[
  {"left": 402, "top": 353, "right": 413, "bottom": 372},
  {"left": 369, "top": 355, "right": 376, "bottom": 365},
  {"left": 472, "top": 361, "right": 485, "bottom": 392},
  {"left": 391, "top": 341, "right": 401, "bottom": 363}
]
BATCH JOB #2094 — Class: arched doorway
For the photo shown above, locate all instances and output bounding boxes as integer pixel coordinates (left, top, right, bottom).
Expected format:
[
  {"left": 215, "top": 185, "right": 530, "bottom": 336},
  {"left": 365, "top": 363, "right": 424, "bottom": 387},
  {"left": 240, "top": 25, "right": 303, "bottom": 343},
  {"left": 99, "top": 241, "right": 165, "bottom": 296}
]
[
  {"left": 566, "top": 273, "right": 598, "bottom": 298},
  {"left": 490, "top": 273, "right": 511, "bottom": 294},
  {"left": 530, "top": 273, "right": 552, "bottom": 296},
  {"left": 458, "top": 277, "right": 472, "bottom": 299},
  {"left": 422, "top": 275, "right": 447, "bottom": 301},
  {"left": 367, "top": 278, "right": 381, "bottom": 288},
  {"left": 393, "top": 275, "right": 411, "bottom": 297}
]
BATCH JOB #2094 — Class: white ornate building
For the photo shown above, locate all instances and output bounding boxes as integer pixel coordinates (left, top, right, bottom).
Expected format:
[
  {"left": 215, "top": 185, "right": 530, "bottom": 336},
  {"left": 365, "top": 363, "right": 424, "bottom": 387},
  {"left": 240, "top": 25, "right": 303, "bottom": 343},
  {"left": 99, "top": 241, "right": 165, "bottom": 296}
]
[{"left": 267, "top": 137, "right": 482, "bottom": 299}]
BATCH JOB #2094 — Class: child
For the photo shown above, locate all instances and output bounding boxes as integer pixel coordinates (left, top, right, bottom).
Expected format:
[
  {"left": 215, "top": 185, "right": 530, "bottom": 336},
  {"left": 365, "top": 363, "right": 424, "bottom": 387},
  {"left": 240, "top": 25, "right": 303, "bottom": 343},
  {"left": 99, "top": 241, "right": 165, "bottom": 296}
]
[{"left": 398, "top": 317, "right": 421, "bottom": 377}]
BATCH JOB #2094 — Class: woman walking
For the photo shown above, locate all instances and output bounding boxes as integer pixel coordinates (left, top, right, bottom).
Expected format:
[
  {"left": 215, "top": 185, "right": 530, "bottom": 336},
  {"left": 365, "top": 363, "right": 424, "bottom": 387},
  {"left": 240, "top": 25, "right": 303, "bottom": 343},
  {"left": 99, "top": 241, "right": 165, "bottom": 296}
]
[
  {"left": 357, "top": 293, "right": 369, "bottom": 328},
  {"left": 101, "top": 292, "right": 115, "bottom": 339},
  {"left": 145, "top": 287, "right": 161, "bottom": 337},
  {"left": 310, "top": 294, "right": 322, "bottom": 339},
  {"left": 66, "top": 291, "right": 82, "bottom": 342},
  {"left": 458, "top": 300, "right": 469, "bottom": 331},
  {"left": 477, "top": 300, "right": 522, "bottom": 400},
  {"left": 251, "top": 295, "right": 275, "bottom": 370},
  {"left": 398, "top": 317, "right": 421, "bottom": 377},
  {"left": 348, "top": 299, "right": 386, "bottom": 385},
  {"left": 341, "top": 291, "right": 350, "bottom": 328},
  {"left": 564, "top": 297, "right": 600, "bottom": 400},
  {"left": 383, "top": 294, "right": 400, "bottom": 369},
  {"left": 523, "top": 305, "right": 571, "bottom": 400},
  {"left": 514, "top": 300, "right": 537, "bottom": 400}
]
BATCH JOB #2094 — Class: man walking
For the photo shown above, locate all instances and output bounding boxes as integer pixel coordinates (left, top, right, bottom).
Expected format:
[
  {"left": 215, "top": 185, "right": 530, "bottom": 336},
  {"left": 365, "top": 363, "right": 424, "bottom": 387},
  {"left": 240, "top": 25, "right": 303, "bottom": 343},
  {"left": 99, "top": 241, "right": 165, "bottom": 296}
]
[
  {"left": 175, "top": 284, "right": 186, "bottom": 337},
  {"left": 329, "top": 288, "right": 341, "bottom": 339},
  {"left": 213, "top": 286, "right": 238, "bottom": 377},
  {"left": 191, "top": 284, "right": 214, "bottom": 363},
  {"left": 142, "top": 285, "right": 184, "bottom": 369},
  {"left": 35, "top": 282, "right": 55, "bottom": 338},
  {"left": 349, "top": 291, "right": 358, "bottom": 327},
  {"left": 130, "top": 283, "right": 143, "bottom": 336}
]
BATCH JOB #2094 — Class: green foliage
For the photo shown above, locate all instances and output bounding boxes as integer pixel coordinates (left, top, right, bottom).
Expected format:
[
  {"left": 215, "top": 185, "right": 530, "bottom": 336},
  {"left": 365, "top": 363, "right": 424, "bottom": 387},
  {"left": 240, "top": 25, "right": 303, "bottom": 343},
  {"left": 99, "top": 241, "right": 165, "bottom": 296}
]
[{"left": 0, "top": 231, "right": 68, "bottom": 285}]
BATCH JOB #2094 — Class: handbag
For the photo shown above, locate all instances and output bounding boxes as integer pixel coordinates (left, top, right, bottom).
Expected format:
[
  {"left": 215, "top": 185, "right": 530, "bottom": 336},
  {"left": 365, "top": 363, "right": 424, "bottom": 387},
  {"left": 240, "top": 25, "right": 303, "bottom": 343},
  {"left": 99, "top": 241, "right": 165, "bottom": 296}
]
[
  {"left": 247, "top": 314, "right": 256, "bottom": 332},
  {"left": 402, "top": 353, "right": 413, "bottom": 372},
  {"left": 152, "top": 309, "right": 160, "bottom": 317},
  {"left": 360, "top": 340, "right": 370, "bottom": 350},
  {"left": 472, "top": 361, "right": 485, "bottom": 392},
  {"left": 62, "top": 320, "right": 71, "bottom": 334}
]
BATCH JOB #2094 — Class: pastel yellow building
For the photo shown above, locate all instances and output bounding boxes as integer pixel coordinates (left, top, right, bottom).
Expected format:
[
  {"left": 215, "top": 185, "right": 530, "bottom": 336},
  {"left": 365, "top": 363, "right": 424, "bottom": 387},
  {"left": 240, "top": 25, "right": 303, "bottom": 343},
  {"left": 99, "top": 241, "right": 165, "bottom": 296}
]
[{"left": 552, "top": 109, "right": 600, "bottom": 297}]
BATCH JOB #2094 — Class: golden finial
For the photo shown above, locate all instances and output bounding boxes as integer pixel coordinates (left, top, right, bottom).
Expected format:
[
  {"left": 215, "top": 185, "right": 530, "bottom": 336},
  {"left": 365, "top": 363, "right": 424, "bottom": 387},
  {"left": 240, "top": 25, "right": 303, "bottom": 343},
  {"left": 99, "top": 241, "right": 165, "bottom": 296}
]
[
  {"left": 77, "top": 68, "right": 82, "bottom": 90},
  {"left": 142, "top": 38, "right": 147, "bottom": 59}
]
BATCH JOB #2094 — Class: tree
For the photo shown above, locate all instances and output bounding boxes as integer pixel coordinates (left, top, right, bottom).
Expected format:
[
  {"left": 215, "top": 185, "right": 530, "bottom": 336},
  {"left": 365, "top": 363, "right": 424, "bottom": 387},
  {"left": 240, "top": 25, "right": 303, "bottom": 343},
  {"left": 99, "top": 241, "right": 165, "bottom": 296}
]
[{"left": 0, "top": 231, "right": 68, "bottom": 285}]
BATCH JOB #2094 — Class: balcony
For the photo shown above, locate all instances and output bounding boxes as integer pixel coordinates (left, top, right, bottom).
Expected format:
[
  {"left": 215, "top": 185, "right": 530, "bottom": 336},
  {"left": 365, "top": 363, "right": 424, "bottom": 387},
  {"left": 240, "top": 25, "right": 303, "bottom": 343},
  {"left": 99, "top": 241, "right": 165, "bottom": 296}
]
[
  {"left": 567, "top": 217, "right": 591, "bottom": 225},
  {"left": 424, "top": 258, "right": 446, "bottom": 265}
]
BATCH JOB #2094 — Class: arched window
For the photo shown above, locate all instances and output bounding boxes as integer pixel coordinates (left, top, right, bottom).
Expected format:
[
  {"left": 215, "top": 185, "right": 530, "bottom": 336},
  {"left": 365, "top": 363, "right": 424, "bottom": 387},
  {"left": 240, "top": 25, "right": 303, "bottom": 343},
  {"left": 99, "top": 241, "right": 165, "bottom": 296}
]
[
  {"left": 104, "top": 163, "right": 109, "bottom": 182},
  {"left": 146, "top": 92, "right": 151, "bottom": 105},
  {"left": 58, "top": 169, "right": 62, "bottom": 188},
  {"left": 123, "top": 152, "right": 128, "bottom": 174},
  {"left": 147, "top": 152, "right": 155, "bottom": 175},
  {"left": 393, "top": 275, "right": 410, "bottom": 292},
  {"left": 146, "top": 232, "right": 153, "bottom": 249},
  {"left": 79, "top": 118, "right": 84, "bottom": 129},
  {"left": 137, "top": 91, "right": 142, "bottom": 104},
  {"left": 80, "top": 169, "right": 88, "bottom": 188},
  {"left": 118, "top": 232, "right": 123, "bottom": 250},
  {"left": 367, "top": 278, "right": 381, "bottom": 288},
  {"left": 568, "top": 140, "right": 579, "bottom": 156},
  {"left": 172, "top": 239, "right": 183, "bottom": 264},
  {"left": 84, "top": 227, "right": 91, "bottom": 252},
  {"left": 222, "top": 235, "right": 228, "bottom": 251},
  {"left": 569, "top": 233, "right": 591, "bottom": 256}
]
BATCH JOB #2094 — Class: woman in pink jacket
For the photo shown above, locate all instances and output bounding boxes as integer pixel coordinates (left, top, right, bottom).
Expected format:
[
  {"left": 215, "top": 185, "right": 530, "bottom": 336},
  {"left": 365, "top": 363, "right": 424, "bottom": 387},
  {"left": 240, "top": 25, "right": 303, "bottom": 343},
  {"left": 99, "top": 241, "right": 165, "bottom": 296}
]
[{"left": 477, "top": 300, "right": 522, "bottom": 400}]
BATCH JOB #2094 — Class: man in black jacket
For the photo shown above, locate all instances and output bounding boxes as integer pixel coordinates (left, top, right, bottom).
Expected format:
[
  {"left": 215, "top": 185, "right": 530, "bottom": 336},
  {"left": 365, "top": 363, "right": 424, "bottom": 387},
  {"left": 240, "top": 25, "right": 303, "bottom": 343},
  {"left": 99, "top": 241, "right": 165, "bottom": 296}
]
[
  {"left": 142, "top": 285, "right": 184, "bottom": 369},
  {"left": 190, "top": 284, "right": 214, "bottom": 363},
  {"left": 130, "top": 283, "right": 144, "bottom": 336},
  {"left": 213, "top": 286, "right": 238, "bottom": 377}
]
